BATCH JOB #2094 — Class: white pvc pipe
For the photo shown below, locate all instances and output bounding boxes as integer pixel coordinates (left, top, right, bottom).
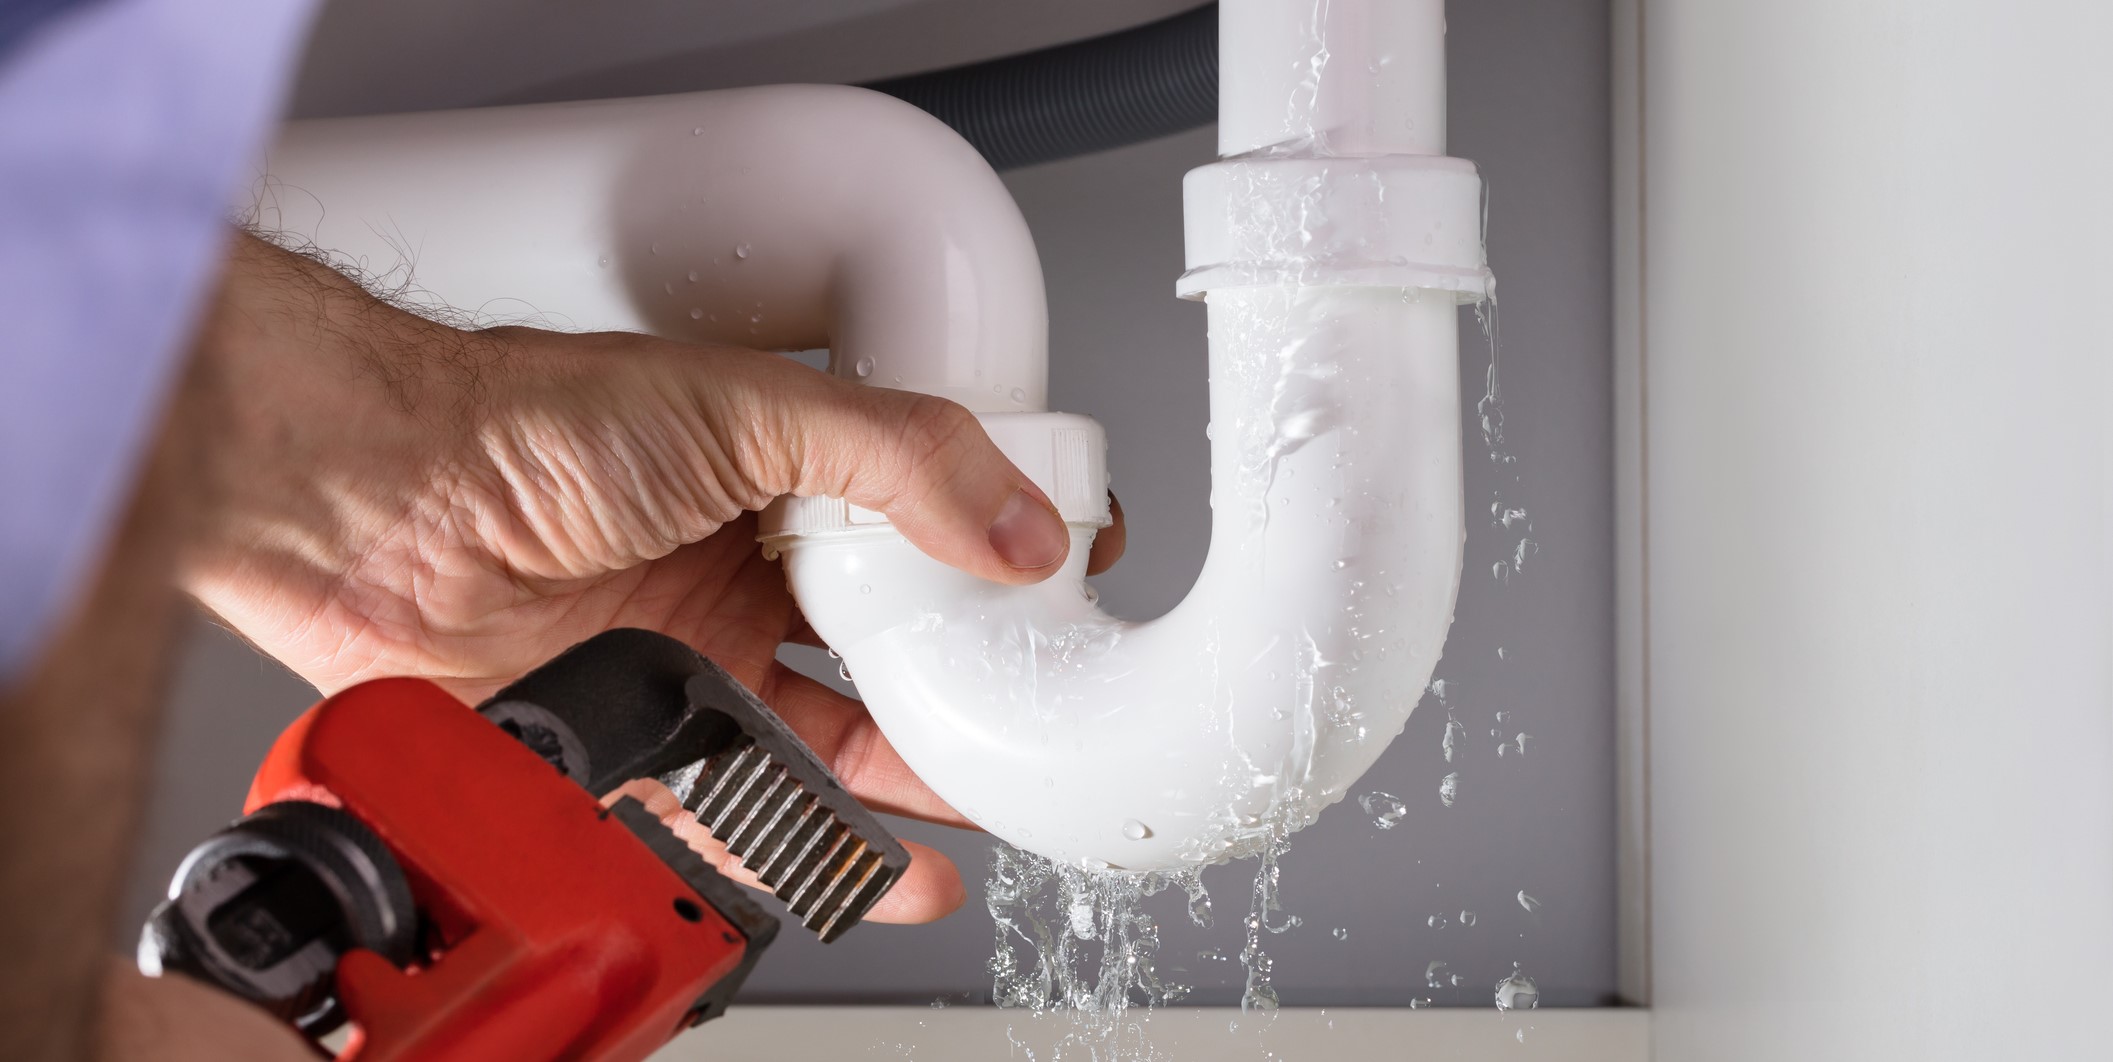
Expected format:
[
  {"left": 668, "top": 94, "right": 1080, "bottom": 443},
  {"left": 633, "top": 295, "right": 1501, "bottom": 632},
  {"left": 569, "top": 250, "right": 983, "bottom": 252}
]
[
  {"left": 774, "top": 0, "right": 1487, "bottom": 870},
  {"left": 254, "top": 85, "right": 1047, "bottom": 413},
  {"left": 254, "top": 0, "right": 1486, "bottom": 873},
  {"left": 1217, "top": 0, "right": 1448, "bottom": 158}
]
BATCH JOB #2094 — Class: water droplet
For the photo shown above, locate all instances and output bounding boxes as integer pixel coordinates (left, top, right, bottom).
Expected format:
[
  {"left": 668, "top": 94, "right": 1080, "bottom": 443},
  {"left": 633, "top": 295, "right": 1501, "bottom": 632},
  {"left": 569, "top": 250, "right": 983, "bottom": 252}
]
[
  {"left": 688, "top": 308, "right": 703, "bottom": 320},
  {"left": 837, "top": 660, "right": 853, "bottom": 682},
  {"left": 854, "top": 356, "right": 875, "bottom": 378},
  {"left": 1459, "top": 909, "right": 1476, "bottom": 927},
  {"left": 859, "top": 584, "right": 872, "bottom": 594},
  {"left": 1331, "top": 927, "right": 1348, "bottom": 941},
  {"left": 687, "top": 270, "right": 700, "bottom": 282},
  {"left": 1409, "top": 997, "right": 1433, "bottom": 1009},
  {"left": 1517, "top": 891, "right": 1542, "bottom": 914},
  {"left": 1198, "top": 948, "right": 1228, "bottom": 963},
  {"left": 1439, "top": 772, "right": 1460, "bottom": 807},
  {"left": 596, "top": 255, "right": 609, "bottom": 268},
  {"left": 1358, "top": 791, "right": 1407, "bottom": 830},
  {"left": 1492, "top": 560, "right": 1512, "bottom": 583},
  {"left": 1010, "top": 386, "right": 1027, "bottom": 403},
  {"left": 691, "top": 126, "right": 703, "bottom": 136},
  {"left": 1043, "top": 776, "right": 1055, "bottom": 789},
  {"left": 663, "top": 281, "right": 675, "bottom": 295},
  {"left": 1494, "top": 965, "right": 1539, "bottom": 1011},
  {"left": 1330, "top": 559, "right": 1348, "bottom": 571},
  {"left": 1442, "top": 717, "right": 1466, "bottom": 762},
  {"left": 649, "top": 242, "right": 660, "bottom": 255},
  {"left": 1450, "top": 972, "right": 1466, "bottom": 988},
  {"left": 1068, "top": 899, "right": 1096, "bottom": 940},
  {"left": 1427, "top": 914, "right": 1447, "bottom": 929},
  {"left": 1121, "top": 819, "right": 1150, "bottom": 841},
  {"left": 1496, "top": 647, "right": 1509, "bottom": 661},
  {"left": 1424, "top": 961, "right": 1448, "bottom": 989},
  {"left": 734, "top": 242, "right": 751, "bottom": 259}
]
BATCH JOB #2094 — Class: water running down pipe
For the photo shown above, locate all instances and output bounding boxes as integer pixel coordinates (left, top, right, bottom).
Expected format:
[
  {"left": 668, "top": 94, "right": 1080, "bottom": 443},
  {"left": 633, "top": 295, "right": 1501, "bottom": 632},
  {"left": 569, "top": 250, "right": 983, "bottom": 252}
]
[{"left": 254, "top": 0, "right": 1488, "bottom": 873}]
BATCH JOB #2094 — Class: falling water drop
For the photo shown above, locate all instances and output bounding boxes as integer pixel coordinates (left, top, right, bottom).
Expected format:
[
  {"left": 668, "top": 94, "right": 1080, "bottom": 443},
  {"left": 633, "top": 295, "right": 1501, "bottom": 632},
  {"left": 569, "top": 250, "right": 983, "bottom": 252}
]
[
  {"left": 1517, "top": 891, "right": 1543, "bottom": 914},
  {"left": 1426, "top": 914, "right": 1447, "bottom": 929},
  {"left": 1331, "top": 927, "right": 1348, "bottom": 941},
  {"left": 1424, "top": 961, "right": 1448, "bottom": 989},
  {"left": 1458, "top": 910, "right": 1476, "bottom": 927},
  {"left": 1358, "top": 791, "right": 1407, "bottom": 830},
  {"left": 1438, "top": 772, "right": 1460, "bottom": 807},
  {"left": 687, "top": 270, "right": 700, "bottom": 282},
  {"left": 734, "top": 242, "right": 752, "bottom": 259},
  {"left": 691, "top": 126, "right": 703, "bottom": 136},
  {"left": 1409, "top": 997, "right": 1433, "bottom": 1009},
  {"left": 688, "top": 308, "right": 703, "bottom": 320},
  {"left": 1494, "top": 965, "right": 1540, "bottom": 1012},
  {"left": 1442, "top": 717, "right": 1466, "bottom": 763}
]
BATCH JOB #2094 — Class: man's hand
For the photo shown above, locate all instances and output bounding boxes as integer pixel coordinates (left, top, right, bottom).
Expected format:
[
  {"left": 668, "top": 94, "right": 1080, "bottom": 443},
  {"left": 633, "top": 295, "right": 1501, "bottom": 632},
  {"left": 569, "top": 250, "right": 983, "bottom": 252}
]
[{"left": 182, "top": 235, "right": 1124, "bottom": 922}]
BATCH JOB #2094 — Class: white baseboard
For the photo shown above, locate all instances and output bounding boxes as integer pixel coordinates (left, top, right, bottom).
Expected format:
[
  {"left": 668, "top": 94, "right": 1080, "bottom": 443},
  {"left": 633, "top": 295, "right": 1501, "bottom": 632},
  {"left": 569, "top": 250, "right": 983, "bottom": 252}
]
[{"left": 658, "top": 1006, "right": 1650, "bottom": 1061}]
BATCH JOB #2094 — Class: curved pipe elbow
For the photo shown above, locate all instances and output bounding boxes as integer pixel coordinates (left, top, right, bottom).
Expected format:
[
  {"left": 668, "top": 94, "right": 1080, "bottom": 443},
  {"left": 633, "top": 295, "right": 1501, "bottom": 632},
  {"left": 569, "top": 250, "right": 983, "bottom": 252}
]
[
  {"left": 256, "top": 84, "right": 1047, "bottom": 411},
  {"left": 777, "top": 290, "right": 1466, "bottom": 871}
]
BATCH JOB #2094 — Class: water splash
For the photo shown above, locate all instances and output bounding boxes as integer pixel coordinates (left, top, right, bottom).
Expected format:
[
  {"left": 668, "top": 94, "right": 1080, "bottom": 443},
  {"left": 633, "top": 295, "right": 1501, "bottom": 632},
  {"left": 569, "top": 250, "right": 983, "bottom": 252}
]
[
  {"left": 1357, "top": 790, "right": 1407, "bottom": 829},
  {"left": 1493, "top": 964, "right": 1540, "bottom": 1012},
  {"left": 986, "top": 845, "right": 1188, "bottom": 1061}
]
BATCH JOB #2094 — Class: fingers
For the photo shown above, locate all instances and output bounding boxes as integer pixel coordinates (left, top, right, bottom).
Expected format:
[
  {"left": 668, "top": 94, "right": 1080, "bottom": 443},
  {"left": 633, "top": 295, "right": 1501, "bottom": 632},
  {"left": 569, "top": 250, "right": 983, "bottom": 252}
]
[
  {"left": 712, "top": 352, "right": 1073, "bottom": 585},
  {"left": 757, "top": 663, "right": 973, "bottom": 827},
  {"left": 1086, "top": 492, "right": 1126, "bottom": 576},
  {"left": 604, "top": 779, "right": 965, "bottom": 924}
]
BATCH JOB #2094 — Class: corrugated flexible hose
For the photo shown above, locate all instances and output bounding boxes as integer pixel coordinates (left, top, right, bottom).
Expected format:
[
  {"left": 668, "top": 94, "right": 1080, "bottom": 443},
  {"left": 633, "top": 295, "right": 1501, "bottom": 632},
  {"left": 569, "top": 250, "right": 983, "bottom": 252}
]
[{"left": 862, "top": 3, "right": 1217, "bottom": 171}]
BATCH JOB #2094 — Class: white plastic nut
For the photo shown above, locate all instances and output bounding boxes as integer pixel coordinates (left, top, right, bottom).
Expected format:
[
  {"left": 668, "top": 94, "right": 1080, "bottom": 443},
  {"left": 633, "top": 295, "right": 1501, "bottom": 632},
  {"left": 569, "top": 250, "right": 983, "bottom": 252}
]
[{"left": 1177, "top": 155, "right": 1492, "bottom": 301}]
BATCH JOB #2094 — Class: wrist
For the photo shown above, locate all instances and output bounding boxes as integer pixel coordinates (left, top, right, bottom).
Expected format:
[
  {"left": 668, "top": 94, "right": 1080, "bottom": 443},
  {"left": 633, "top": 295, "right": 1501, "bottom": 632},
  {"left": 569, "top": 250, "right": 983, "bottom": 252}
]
[{"left": 178, "top": 235, "right": 495, "bottom": 617}]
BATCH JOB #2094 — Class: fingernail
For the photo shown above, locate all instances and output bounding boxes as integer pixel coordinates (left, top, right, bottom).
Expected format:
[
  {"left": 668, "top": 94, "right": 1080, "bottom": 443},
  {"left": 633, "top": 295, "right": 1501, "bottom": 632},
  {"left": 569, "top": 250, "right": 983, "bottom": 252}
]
[{"left": 988, "top": 489, "right": 1067, "bottom": 570}]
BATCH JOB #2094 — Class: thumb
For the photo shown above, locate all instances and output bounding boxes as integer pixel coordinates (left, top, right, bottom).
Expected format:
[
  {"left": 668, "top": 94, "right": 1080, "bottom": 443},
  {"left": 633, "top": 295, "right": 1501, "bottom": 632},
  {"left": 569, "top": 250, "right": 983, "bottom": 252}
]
[{"left": 726, "top": 353, "right": 1072, "bottom": 585}]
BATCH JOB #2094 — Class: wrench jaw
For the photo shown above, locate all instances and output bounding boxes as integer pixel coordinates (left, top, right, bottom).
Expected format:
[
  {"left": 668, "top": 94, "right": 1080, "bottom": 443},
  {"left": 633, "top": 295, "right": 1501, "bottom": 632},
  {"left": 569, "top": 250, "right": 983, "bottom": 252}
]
[
  {"left": 478, "top": 629, "right": 909, "bottom": 944},
  {"left": 666, "top": 733, "right": 904, "bottom": 944}
]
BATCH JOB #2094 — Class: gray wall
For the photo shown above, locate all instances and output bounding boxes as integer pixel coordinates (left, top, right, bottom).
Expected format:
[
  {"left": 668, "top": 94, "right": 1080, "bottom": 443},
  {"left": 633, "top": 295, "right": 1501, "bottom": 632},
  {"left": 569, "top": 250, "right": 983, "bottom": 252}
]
[{"left": 122, "top": 0, "right": 1614, "bottom": 1009}]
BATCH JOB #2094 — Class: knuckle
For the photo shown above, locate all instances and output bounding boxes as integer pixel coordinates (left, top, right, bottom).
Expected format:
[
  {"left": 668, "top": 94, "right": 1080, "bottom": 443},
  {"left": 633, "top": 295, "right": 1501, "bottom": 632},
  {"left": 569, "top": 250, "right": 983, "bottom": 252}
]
[{"left": 890, "top": 394, "right": 983, "bottom": 483}]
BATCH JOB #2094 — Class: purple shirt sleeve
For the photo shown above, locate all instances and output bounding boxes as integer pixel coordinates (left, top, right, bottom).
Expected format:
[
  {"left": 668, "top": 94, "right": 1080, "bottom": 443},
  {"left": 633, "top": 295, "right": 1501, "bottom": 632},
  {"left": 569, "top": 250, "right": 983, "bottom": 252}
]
[{"left": 0, "top": 0, "right": 317, "bottom": 682}]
